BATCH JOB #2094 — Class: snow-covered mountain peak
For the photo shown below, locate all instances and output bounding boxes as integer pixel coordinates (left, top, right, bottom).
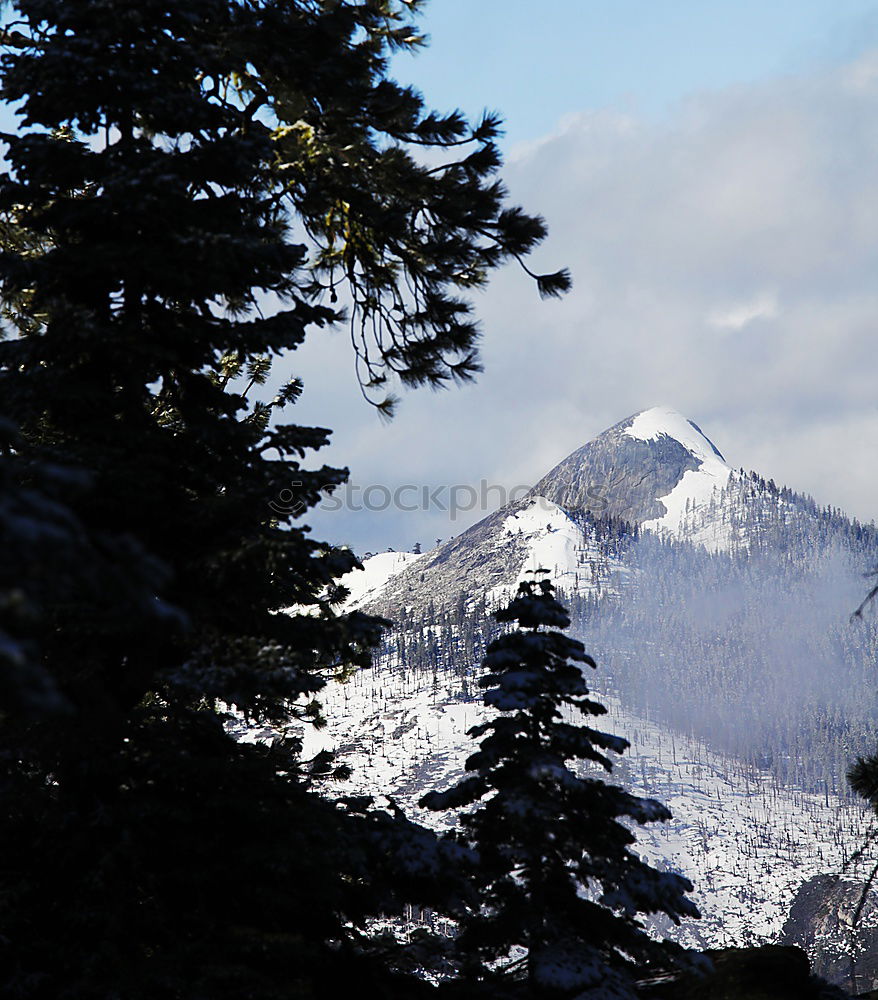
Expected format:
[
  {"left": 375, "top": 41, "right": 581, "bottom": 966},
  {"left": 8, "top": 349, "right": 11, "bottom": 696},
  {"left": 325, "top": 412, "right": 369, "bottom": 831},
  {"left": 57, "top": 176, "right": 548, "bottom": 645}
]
[
  {"left": 620, "top": 407, "right": 733, "bottom": 546},
  {"left": 522, "top": 406, "right": 742, "bottom": 550},
  {"left": 297, "top": 406, "right": 878, "bottom": 986},
  {"left": 529, "top": 408, "right": 715, "bottom": 530},
  {"left": 625, "top": 406, "right": 727, "bottom": 465}
]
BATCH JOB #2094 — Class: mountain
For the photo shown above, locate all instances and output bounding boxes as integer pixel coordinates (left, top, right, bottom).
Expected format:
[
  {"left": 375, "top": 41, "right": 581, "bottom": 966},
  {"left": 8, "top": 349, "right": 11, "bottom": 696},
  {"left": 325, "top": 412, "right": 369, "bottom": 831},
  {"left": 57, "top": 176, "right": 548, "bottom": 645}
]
[
  {"left": 315, "top": 406, "right": 878, "bottom": 987},
  {"left": 343, "top": 405, "right": 700, "bottom": 615},
  {"left": 335, "top": 407, "right": 878, "bottom": 794},
  {"left": 343, "top": 405, "right": 875, "bottom": 617}
]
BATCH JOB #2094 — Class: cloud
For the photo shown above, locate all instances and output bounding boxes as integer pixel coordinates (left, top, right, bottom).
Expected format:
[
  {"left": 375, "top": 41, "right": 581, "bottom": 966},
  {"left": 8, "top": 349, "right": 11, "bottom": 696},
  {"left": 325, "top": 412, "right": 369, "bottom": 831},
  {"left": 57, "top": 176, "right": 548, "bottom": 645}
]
[
  {"left": 842, "top": 50, "right": 878, "bottom": 92},
  {"left": 708, "top": 292, "right": 779, "bottom": 331},
  {"left": 286, "top": 53, "right": 878, "bottom": 550}
]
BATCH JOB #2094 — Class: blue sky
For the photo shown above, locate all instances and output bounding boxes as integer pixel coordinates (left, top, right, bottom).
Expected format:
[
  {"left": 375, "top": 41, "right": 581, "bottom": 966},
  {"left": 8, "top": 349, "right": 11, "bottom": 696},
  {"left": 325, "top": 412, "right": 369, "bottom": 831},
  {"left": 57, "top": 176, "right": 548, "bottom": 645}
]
[{"left": 392, "top": 0, "right": 878, "bottom": 147}]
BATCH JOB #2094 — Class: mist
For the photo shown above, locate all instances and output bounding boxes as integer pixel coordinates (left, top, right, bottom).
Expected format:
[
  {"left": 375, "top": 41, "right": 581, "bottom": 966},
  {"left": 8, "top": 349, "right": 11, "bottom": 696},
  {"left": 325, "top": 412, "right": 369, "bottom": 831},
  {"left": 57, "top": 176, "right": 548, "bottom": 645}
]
[{"left": 577, "top": 527, "right": 878, "bottom": 795}]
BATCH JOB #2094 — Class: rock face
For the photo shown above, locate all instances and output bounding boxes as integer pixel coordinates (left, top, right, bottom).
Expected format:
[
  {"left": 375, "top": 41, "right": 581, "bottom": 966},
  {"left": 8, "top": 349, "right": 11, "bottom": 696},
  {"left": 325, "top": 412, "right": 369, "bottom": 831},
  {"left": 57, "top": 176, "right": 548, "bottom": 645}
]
[
  {"left": 529, "top": 408, "right": 706, "bottom": 524},
  {"left": 363, "top": 498, "right": 533, "bottom": 618},
  {"left": 780, "top": 874, "right": 878, "bottom": 995}
]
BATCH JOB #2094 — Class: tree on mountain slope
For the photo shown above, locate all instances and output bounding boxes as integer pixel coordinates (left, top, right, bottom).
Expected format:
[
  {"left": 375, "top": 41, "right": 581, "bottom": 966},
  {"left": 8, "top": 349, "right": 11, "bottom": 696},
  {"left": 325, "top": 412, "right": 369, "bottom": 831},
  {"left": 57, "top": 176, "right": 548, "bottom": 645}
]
[
  {"left": 421, "top": 578, "right": 700, "bottom": 999},
  {"left": 0, "top": 1, "right": 566, "bottom": 995}
]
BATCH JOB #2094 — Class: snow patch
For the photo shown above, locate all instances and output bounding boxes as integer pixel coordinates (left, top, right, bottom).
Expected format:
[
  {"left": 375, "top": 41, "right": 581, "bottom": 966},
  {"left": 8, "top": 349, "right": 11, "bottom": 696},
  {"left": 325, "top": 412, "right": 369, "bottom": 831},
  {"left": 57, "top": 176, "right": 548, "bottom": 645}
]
[
  {"left": 504, "top": 498, "right": 583, "bottom": 581},
  {"left": 338, "top": 550, "right": 423, "bottom": 610},
  {"left": 643, "top": 464, "right": 733, "bottom": 551},
  {"left": 488, "top": 498, "right": 628, "bottom": 604},
  {"left": 625, "top": 406, "right": 725, "bottom": 463}
]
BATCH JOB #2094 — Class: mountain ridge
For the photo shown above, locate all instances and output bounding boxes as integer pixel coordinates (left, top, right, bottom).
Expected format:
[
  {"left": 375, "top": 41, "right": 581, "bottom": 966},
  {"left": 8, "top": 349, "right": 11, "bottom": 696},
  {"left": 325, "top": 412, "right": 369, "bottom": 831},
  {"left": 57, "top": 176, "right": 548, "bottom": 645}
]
[{"left": 341, "top": 405, "right": 876, "bottom": 614}]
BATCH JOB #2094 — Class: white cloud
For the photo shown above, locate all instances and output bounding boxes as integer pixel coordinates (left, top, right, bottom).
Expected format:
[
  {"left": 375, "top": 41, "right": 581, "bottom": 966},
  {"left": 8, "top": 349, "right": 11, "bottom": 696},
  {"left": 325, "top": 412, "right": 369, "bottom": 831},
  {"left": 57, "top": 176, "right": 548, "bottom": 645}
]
[
  {"left": 842, "top": 50, "right": 878, "bottom": 92},
  {"left": 708, "top": 292, "right": 779, "bottom": 330}
]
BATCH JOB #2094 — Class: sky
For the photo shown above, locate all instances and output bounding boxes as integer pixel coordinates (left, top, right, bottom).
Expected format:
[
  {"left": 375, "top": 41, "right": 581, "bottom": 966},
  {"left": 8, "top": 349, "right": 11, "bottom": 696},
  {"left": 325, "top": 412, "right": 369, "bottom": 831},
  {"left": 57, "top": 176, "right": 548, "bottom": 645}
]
[{"left": 281, "top": 1, "right": 878, "bottom": 554}]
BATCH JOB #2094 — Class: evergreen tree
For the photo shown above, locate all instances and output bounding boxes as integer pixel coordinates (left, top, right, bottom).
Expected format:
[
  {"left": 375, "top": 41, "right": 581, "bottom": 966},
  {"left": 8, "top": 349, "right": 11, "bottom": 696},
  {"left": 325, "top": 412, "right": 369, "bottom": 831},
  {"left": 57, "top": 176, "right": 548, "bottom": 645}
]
[
  {"left": 421, "top": 578, "right": 699, "bottom": 999},
  {"left": 0, "top": 413, "right": 174, "bottom": 718},
  {"left": 0, "top": 1, "right": 565, "bottom": 995}
]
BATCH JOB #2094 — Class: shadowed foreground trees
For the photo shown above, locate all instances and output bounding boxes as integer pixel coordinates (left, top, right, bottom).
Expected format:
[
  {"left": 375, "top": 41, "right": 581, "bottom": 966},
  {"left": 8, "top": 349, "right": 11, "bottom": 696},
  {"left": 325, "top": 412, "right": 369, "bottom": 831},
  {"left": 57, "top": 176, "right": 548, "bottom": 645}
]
[{"left": 0, "top": 1, "right": 567, "bottom": 995}]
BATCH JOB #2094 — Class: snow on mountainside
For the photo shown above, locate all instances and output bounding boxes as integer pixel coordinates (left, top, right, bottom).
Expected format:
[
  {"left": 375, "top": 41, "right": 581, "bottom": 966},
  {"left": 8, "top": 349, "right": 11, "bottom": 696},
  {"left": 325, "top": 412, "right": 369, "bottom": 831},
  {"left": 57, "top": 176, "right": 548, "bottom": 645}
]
[
  {"left": 338, "top": 549, "right": 423, "bottom": 611},
  {"left": 344, "top": 495, "right": 628, "bottom": 620},
  {"left": 303, "top": 406, "right": 878, "bottom": 970},
  {"left": 284, "top": 662, "right": 875, "bottom": 951},
  {"left": 491, "top": 499, "right": 602, "bottom": 602}
]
